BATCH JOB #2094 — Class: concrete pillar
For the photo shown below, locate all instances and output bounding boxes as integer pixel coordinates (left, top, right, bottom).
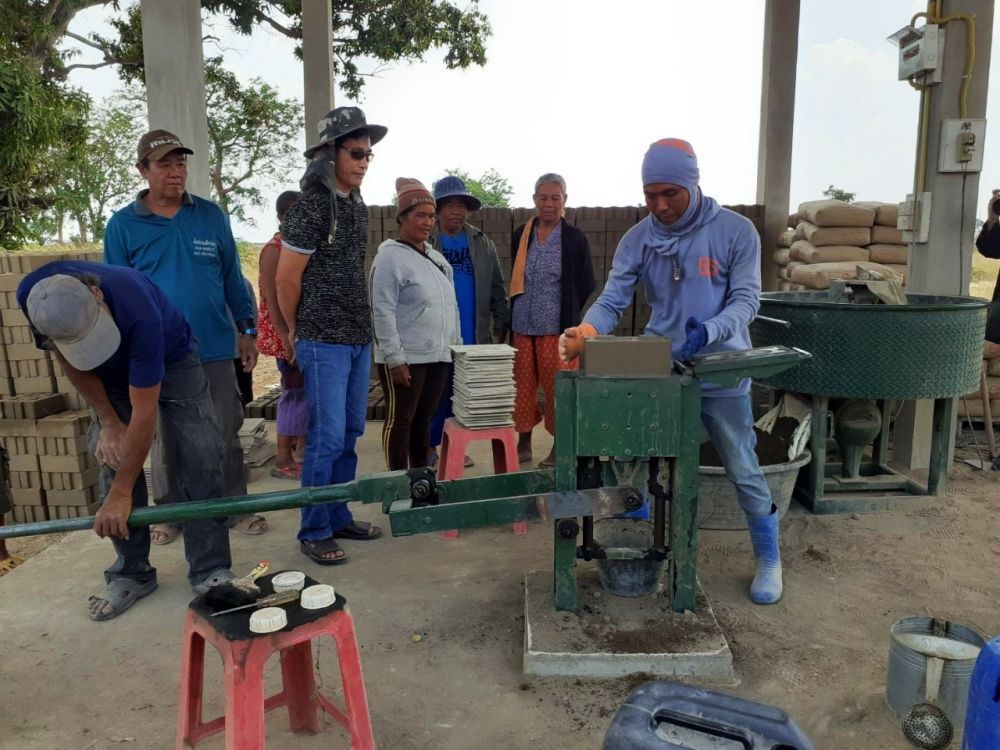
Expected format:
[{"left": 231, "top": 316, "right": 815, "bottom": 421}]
[
  {"left": 756, "top": 0, "right": 800, "bottom": 292},
  {"left": 302, "top": 0, "right": 335, "bottom": 151},
  {"left": 139, "top": 0, "right": 211, "bottom": 198},
  {"left": 907, "top": 0, "right": 994, "bottom": 296},
  {"left": 894, "top": 0, "right": 993, "bottom": 469}
]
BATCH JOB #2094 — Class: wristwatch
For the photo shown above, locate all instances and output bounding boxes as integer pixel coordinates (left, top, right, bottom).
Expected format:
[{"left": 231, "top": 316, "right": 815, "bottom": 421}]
[{"left": 237, "top": 319, "right": 256, "bottom": 337}]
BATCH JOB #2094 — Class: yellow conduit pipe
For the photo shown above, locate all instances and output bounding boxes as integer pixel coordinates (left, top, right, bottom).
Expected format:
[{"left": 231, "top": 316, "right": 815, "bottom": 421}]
[{"left": 911, "top": 1, "right": 976, "bottom": 192}]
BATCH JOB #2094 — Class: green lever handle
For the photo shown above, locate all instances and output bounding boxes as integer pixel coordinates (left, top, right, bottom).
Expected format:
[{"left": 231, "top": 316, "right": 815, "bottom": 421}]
[{"left": 0, "top": 471, "right": 415, "bottom": 540}]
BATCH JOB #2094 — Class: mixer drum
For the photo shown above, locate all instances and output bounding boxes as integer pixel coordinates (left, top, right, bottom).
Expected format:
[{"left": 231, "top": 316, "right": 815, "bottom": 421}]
[{"left": 750, "top": 292, "right": 988, "bottom": 400}]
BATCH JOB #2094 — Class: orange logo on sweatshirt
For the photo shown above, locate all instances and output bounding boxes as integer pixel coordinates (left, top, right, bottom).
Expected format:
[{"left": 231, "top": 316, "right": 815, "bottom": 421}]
[{"left": 698, "top": 256, "right": 719, "bottom": 278}]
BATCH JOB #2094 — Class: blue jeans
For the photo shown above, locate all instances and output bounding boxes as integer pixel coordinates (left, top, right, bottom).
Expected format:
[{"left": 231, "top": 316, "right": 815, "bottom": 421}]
[
  {"left": 700, "top": 394, "right": 772, "bottom": 519},
  {"left": 296, "top": 340, "right": 371, "bottom": 541}
]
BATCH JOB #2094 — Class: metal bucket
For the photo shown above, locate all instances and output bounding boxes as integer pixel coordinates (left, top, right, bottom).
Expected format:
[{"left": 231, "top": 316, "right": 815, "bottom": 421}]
[
  {"left": 593, "top": 519, "right": 663, "bottom": 597},
  {"left": 886, "top": 617, "right": 986, "bottom": 734},
  {"left": 698, "top": 450, "right": 811, "bottom": 530}
]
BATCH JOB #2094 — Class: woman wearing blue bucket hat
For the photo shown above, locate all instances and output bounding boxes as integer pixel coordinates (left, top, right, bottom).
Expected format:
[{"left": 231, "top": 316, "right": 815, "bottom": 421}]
[{"left": 426, "top": 175, "right": 511, "bottom": 466}]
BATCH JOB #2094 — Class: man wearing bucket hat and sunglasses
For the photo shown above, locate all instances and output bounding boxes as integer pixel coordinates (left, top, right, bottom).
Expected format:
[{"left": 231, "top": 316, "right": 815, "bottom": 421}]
[
  {"left": 276, "top": 107, "right": 386, "bottom": 565},
  {"left": 560, "top": 138, "right": 783, "bottom": 606},
  {"left": 426, "top": 175, "right": 511, "bottom": 467},
  {"left": 16, "top": 261, "right": 234, "bottom": 619}
]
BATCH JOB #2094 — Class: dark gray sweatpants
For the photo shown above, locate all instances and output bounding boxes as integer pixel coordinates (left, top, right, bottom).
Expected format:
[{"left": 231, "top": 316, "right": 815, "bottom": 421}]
[
  {"left": 151, "top": 358, "right": 248, "bottom": 506},
  {"left": 91, "top": 352, "right": 231, "bottom": 586}
]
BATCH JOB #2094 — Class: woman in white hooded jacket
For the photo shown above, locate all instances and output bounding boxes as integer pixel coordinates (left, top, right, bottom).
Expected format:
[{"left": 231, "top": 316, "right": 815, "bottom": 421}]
[{"left": 370, "top": 177, "right": 461, "bottom": 470}]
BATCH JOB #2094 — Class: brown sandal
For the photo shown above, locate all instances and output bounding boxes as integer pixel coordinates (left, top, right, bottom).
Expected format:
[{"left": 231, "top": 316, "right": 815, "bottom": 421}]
[{"left": 300, "top": 538, "right": 348, "bottom": 565}]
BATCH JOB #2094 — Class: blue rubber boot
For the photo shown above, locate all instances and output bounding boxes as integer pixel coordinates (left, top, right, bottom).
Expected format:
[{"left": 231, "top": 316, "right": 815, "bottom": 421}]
[{"left": 746, "top": 506, "right": 782, "bottom": 605}]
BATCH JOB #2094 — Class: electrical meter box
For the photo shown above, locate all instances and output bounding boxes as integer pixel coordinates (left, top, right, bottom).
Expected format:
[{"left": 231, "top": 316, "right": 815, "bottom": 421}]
[
  {"left": 938, "top": 118, "right": 988, "bottom": 173},
  {"left": 888, "top": 24, "right": 944, "bottom": 84}
]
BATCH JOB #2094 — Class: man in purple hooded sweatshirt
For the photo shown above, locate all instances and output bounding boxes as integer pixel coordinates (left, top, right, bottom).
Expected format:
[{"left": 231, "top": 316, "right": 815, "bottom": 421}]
[{"left": 559, "top": 138, "right": 782, "bottom": 605}]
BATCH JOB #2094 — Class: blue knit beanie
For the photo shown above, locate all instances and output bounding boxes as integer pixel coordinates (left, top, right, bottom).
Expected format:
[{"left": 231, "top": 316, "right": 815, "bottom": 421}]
[{"left": 641, "top": 138, "right": 699, "bottom": 195}]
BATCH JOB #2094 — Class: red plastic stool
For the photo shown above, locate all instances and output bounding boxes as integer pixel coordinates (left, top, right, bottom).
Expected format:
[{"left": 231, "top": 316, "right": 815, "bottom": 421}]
[
  {"left": 437, "top": 417, "right": 526, "bottom": 538},
  {"left": 176, "top": 581, "right": 374, "bottom": 750}
]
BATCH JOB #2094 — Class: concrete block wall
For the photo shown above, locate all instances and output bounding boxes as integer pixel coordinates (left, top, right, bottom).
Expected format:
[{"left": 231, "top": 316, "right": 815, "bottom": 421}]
[
  {"left": 364, "top": 204, "right": 766, "bottom": 337},
  {"left": 0, "top": 251, "right": 102, "bottom": 523}
]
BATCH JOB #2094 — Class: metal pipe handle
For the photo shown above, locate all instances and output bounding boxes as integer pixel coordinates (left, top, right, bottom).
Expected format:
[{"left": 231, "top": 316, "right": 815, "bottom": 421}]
[{"left": 0, "top": 482, "right": 360, "bottom": 540}]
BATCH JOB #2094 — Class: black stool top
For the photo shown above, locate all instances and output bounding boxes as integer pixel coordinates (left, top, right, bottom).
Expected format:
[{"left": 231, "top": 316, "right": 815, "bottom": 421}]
[{"left": 190, "top": 571, "right": 347, "bottom": 641}]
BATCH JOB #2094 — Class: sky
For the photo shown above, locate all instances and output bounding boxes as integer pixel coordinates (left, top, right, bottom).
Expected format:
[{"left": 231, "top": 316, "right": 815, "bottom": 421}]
[{"left": 61, "top": 0, "right": 999, "bottom": 242}]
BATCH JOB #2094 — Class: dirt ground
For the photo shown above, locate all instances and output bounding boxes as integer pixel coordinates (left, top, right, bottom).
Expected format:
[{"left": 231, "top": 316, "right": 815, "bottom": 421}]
[{"left": 2, "top": 423, "right": 1000, "bottom": 749}]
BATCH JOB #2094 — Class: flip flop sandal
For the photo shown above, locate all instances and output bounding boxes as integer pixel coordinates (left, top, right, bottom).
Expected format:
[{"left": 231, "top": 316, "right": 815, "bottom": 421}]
[
  {"left": 231, "top": 514, "right": 269, "bottom": 535},
  {"left": 150, "top": 523, "right": 181, "bottom": 546},
  {"left": 270, "top": 465, "right": 302, "bottom": 481},
  {"left": 88, "top": 577, "right": 158, "bottom": 622},
  {"left": 192, "top": 567, "right": 235, "bottom": 595},
  {"left": 0, "top": 555, "right": 24, "bottom": 577},
  {"left": 332, "top": 520, "right": 383, "bottom": 541},
  {"left": 300, "top": 538, "right": 348, "bottom": 566}
]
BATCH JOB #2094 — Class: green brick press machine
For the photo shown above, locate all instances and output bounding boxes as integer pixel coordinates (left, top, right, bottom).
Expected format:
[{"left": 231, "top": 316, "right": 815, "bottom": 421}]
[{"left": 0, "top": 338, "right": 808, "bottom": 614}]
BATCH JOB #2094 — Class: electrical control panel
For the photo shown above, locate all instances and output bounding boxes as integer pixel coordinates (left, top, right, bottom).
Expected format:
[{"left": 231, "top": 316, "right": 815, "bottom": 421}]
[{"left": 888, "top": 24, "right": 944, "bottom": 85}]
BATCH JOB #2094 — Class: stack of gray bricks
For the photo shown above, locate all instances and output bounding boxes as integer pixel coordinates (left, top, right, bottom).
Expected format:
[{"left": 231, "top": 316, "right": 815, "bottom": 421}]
[{"left": 0, "top": 251, "right": 103, "bottom": 523}]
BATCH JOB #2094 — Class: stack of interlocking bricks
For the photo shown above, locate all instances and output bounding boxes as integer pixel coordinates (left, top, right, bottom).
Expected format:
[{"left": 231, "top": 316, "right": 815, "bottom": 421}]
[{"left": 0, "top": 251, "right": 103, "bottom": 523}]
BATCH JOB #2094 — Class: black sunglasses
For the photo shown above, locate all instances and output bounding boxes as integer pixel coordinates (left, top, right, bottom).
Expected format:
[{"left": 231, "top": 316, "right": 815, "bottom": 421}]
[{"left": 339, "top": 146, "right": 374, "bottom": 162}]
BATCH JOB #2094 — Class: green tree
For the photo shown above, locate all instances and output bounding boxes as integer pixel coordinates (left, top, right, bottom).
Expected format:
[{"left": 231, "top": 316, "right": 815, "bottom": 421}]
[
  {"left": 441, "top": 168, "right": 513, "bottom": 208},
  {"left": 0, "top": 40, "right": 89, "bottom": 249},
  {"left": 823, "top": 184, "right": 856, "bottom": 203},
  {"left": 47, "top": 1, "right": 492, "bottom": 99},
  {"left": 204, "top": 59, "right": 303, "bottom": 224},
  {"left": 0, "top": 0, "right": 492, "bottom": 247},
  {"left": 67, "top": 94, "right": 145, "bottom": 242},
  {"left": 24, "top": 91, "right": 144, "bottom": 243}
]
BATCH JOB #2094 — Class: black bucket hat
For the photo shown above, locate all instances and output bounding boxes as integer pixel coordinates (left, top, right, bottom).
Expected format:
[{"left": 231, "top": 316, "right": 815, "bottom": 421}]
[{"left": 303, "top": 106, "right": 388, "bottom": 159}]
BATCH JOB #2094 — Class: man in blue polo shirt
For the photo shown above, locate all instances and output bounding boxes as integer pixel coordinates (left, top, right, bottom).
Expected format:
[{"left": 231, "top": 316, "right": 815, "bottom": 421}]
[
  {"left": 103, "top": 129, "right": 266, "bottom": 543},
  {"left": 17, "top": 260, "right": 233, "bottom": 620}
]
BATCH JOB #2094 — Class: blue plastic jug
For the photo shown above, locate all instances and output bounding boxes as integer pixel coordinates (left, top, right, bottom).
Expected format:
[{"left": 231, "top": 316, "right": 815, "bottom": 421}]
[{"left": 963, "top": 636, "right": 1000, "bottom": 750}]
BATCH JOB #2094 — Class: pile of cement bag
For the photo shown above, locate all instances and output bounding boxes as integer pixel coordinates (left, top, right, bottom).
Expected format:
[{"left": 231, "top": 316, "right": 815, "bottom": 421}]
[{"left": 773, "top": 199, "right": 909, "bottom": 291}]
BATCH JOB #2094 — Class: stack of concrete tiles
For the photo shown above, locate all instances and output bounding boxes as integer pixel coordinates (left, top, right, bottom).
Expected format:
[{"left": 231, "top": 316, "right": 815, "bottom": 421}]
[{"left": 450, "top": 344, "right": 516, "bottom": 429}]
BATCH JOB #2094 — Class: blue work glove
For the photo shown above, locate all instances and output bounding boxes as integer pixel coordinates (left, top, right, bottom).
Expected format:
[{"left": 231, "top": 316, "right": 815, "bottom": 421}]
[{"left": 678, "top": 317, "right": 708, "bottom": 361}]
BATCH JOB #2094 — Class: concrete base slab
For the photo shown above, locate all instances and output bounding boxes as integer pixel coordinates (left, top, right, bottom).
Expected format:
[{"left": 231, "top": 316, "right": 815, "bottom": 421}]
[{"left": 523, "top": 568, "right": 734, "bottom": 681}]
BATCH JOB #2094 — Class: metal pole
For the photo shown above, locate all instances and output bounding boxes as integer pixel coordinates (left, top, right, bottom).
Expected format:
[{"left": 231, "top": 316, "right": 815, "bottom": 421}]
[
  {"left": 756, "top": 0, "right": 801, "bottom": 291},
  {"left": 0, "top": 482, "right": 359, "bottom": 540}
]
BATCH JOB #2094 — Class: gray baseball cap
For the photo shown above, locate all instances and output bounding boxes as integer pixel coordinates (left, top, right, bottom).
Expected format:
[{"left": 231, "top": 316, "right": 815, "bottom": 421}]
[{"left": 26, "top": 275, "right": 121, "bottom": 371}]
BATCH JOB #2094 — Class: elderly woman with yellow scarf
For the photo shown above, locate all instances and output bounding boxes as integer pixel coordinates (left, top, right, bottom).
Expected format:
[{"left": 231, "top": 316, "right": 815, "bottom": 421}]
[{"left": 509, "top": 173, "right": 595, "bottom": 467}]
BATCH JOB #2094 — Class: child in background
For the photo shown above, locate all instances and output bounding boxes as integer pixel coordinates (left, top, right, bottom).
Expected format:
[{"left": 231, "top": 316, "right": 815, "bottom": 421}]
[{"left": 258, "top": 190, "right": 308, "bottom": 479}]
